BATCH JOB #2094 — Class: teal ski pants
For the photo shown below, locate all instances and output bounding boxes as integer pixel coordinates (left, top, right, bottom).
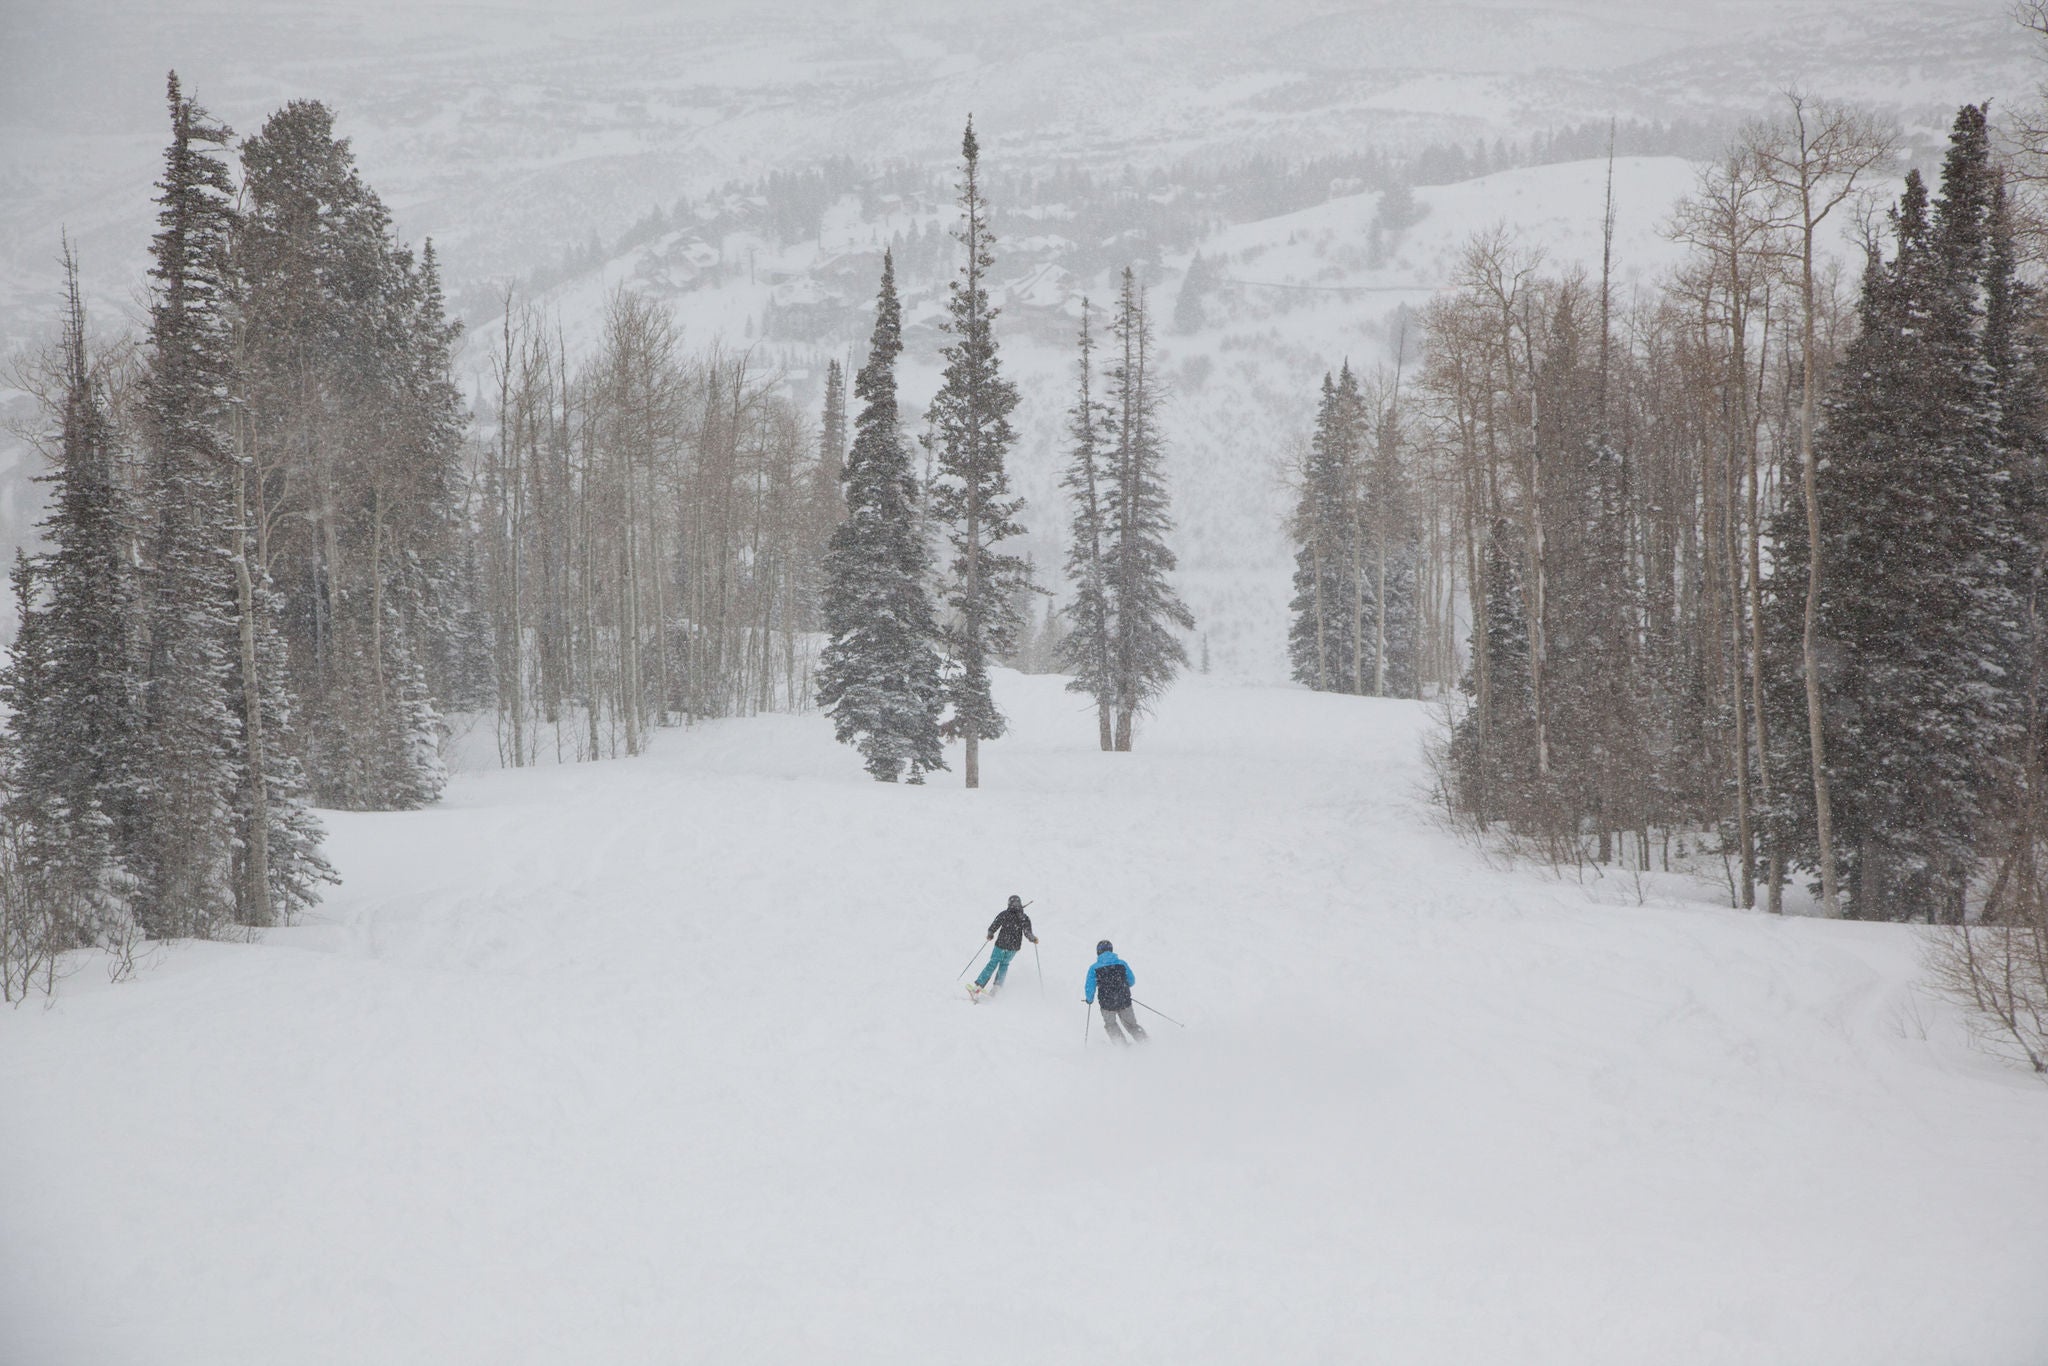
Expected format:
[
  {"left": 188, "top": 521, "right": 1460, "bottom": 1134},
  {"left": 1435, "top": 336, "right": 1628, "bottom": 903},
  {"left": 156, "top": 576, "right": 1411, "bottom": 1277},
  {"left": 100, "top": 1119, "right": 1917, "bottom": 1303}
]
[{"left": 976, "top": 945, "right": 1017, "bottom": 988}]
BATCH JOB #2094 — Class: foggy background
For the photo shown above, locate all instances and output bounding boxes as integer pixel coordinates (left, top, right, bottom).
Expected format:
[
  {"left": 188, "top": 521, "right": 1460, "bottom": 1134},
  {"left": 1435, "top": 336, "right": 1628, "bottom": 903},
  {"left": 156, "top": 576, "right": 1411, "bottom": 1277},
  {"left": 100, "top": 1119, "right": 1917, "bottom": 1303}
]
[{"left": 0, "top": 0, "right": 2028, "bottom": 673}]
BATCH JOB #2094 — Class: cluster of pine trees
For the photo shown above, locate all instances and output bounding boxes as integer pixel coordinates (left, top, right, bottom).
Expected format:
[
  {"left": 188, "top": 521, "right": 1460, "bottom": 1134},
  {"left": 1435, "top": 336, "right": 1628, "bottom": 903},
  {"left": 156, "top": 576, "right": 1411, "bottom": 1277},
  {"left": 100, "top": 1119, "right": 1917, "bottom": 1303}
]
[
  {"left": 1287, "top": 361, "right": 1424, "bottom": 700},
  {"left": 0, "top": 91, "right": 1197, "bottom": 995},
  {"left": 1, "top": 75, "right": 476, "bottom": 989},
  {"left": 819, "top": 123, "right": 1197, "bottom": 783},
  {"left": 1060, "top": 272, "right": 1196, "bottom": 751},
  {"left": 1335, "top": 100, "right": 2047, "bottom": 929}
]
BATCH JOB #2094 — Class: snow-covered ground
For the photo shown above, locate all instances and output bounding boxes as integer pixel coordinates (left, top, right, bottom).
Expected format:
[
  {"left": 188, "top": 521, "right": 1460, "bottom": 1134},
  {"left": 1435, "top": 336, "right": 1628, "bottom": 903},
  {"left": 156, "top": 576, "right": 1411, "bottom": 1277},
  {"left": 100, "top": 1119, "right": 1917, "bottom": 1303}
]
[{"left": 3, "top": 673, "right": 2046, "bottom": 1364}]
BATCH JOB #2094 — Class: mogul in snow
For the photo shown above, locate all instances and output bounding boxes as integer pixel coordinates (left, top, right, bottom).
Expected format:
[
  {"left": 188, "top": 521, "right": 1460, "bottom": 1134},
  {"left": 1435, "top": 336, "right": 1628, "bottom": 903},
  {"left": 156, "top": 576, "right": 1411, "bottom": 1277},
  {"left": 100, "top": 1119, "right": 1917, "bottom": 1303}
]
[
  {"left": 970, "top": 895, "right": 1037, "bottom": 998},
  {"left": 1084, "top": 941, "right": 1146, "bottom": 1043}
]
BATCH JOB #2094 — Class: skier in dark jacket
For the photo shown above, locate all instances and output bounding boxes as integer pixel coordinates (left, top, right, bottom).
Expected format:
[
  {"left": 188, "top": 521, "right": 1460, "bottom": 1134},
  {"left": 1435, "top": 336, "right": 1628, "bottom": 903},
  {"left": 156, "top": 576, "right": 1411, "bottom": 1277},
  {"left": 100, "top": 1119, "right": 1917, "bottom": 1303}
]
[
  {"left": 972, "top": 895, "right": 1037, "bottom": 996},
  {"left": 1085, "top": 941, "right": 1146, "bottom": 1042}
]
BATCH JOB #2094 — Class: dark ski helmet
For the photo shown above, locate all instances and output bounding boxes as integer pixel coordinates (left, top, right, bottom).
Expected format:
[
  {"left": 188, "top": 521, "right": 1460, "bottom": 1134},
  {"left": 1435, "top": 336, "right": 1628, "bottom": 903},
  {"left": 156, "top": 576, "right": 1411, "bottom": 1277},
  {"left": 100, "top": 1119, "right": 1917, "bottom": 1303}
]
[
  {"left": 1096, "top": 940, "right": 1113, "bottom": 955},
  {"left": 1007, "top": 894, "right": 1024, "bottom": 909}
]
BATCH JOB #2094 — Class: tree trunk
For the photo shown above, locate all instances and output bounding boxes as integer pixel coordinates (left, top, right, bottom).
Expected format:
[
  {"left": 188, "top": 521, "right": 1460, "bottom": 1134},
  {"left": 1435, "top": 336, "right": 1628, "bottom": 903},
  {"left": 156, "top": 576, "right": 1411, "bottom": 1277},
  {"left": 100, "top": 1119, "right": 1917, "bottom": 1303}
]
[
  {"left": 371, "top": 486, "right": 388, "bottom": 718},
  {"left": 1374, "top": 535, "right": 1389, "bottom": 698},
  {"left": 1748, "top": 290, "right": 1782, "bottom": 913},
  {"left": 1311, "top": 538, "right": 1328, "bottom": 690},
  {"left": 1798, "top": 221, "right": 1841, "bottom": 918},
  {"left": 234, "top": 466, "right": 271, "bottom": 928}
]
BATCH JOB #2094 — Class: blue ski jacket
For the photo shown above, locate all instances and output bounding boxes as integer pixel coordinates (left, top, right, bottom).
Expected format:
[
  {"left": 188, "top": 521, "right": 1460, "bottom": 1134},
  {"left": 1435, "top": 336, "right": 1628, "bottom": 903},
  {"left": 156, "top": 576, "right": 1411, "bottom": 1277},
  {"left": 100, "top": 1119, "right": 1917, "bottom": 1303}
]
[{"left": 1084, "top": 951, "right": 1135, "bottom": 1006}]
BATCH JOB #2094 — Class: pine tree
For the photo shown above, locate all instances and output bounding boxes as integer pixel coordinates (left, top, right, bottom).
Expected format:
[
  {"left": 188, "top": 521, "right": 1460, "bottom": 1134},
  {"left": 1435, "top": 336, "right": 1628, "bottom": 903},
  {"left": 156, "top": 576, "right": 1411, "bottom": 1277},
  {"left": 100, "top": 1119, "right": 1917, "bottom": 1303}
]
[
  {"left": 1450, "top": 524, "right": 1537, "bottom": 823},
  {"left": 799, "top": 358, "right": 850, "bottom": 634},
  {"left": 1531, "top": 289, "right": 1640, "bottom": 853},
  {"left": 1358, "top": 382, "right": 1419, "bottom": 697},
  {"left": 1763, "top": 108, "right": 2023, "bottom": 921},
  {"left": 1288, "top": 369, "right": 1362, "bottom": 691},
  {"left": 131, "top": 74, "right": 254, "bottom": 938},
  {"left": 1032, "top": 597, "right": 1067, "bottom": 674},
  {"left": 929, "top": 118, "right": 1031, "bottom": 788},
  {"left": 230, "top": 555, "right": 336, "bottom": 922},
  {"left": 409, "top": 240, "right": 493, "bottom": 715},
  {"left": 1057, "top": 301, "right": 1116, "bottom": 750},
  {"left": 237, "top": 99, "right": 452, "bottom": 811},
  {"left": 0, "top": 245, "right": 143, "bottom": 943},
  {"left": 816, "top": 357, "right": 848, "bottom": 528},
  {"left": 1102, "top": 270, "right": 1194, "bottom": 749},
  {"left": 817, "top": 253, "right": 947, "bottom": 782}
]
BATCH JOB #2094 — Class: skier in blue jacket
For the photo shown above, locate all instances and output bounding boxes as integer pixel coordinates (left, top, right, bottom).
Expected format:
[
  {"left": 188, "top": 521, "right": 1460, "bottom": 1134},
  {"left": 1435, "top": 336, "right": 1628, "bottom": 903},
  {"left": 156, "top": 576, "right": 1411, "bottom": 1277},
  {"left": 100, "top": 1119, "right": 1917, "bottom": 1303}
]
[{"left": 1084, "top": 941, "right": 1147, "bottom": 1043}]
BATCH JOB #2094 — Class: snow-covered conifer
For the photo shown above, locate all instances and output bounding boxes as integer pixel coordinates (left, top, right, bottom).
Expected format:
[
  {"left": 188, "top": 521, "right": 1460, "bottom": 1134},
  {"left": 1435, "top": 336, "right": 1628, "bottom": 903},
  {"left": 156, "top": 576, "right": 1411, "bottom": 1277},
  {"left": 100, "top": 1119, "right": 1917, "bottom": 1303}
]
[
  {"left": 817, "top": 253, "right": 947, "bottom": 782},
  {"left": 132, "top": 74, "right": 258, "bottom": 937},
  {"left": 1288, "top": 368, "right": 1363, "bottom": 691},
  {"left": 1102, "top": 270, "right": 1194, "bottom": 749},
  {"left": 0, "top": 245, "right": 142, "bottom": 943},
  {"left": 1449, "top": 524, "right": 1536, "bottom": 823},
  {"left": 1762, "top": 108, "right": 2023, "bottom": 921},
  {"left": 1056, "top": 301, "right": 1116, "bottom": 750},
  {"left": 1358, "top": 381, "right": 1420, "bottom": 698},
  {"left": 237, "top": 100, "right": 454, "bottom": 811},
  {"left": 930, "top": 118, "right": 1032, "bottom": 787}
]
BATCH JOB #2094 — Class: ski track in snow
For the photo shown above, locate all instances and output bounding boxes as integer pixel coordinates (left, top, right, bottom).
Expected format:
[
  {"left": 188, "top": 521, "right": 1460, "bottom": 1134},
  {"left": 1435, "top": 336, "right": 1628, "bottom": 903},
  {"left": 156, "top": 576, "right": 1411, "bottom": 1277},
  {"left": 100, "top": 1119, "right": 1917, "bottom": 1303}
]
[{"left": 3, "top": 673, "right": 2046, "bottom": 1364}]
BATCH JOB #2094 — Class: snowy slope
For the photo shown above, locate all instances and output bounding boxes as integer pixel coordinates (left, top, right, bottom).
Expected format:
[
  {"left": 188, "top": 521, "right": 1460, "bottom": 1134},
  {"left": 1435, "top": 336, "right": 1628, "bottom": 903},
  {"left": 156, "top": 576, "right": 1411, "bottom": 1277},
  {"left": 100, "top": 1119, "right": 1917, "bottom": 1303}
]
[{"left": 3, "top": 674, "right": 2045, "bottom": 1365}]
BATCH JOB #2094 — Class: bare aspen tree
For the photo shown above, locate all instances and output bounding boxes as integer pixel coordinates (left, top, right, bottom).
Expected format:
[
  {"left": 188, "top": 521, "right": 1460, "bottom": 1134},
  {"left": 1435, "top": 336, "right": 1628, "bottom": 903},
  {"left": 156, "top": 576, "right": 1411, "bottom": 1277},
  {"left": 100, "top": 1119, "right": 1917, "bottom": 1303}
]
[
  {"left": 1746, "top": 95, "right": 1896, "bottom": 918},
  {"left": 480, "top": 297, "right": 823, "bottom": 759}
]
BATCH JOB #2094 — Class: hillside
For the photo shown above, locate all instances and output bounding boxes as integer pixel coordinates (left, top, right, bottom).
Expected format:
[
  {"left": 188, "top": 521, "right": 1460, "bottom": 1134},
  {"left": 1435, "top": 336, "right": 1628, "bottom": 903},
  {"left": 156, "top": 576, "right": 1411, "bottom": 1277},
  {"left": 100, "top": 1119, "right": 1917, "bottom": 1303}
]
[
  {"left": 3, "top": 673, "right": 2044, "bottom": 1364},
  {"left": 508, "top": 153, "right": 1723, "bottom": 676},
  {"left": 0, "top": 0, "right": 2032, "bottom": 665}
]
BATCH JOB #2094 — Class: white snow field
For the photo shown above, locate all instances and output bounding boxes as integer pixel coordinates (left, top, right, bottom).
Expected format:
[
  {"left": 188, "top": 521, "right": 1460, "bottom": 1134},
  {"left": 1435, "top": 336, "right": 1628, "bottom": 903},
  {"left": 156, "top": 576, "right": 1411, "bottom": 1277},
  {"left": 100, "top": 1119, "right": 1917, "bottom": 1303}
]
[{"left": 4, "top": 673, "right": 2046, "bottom": 1365}]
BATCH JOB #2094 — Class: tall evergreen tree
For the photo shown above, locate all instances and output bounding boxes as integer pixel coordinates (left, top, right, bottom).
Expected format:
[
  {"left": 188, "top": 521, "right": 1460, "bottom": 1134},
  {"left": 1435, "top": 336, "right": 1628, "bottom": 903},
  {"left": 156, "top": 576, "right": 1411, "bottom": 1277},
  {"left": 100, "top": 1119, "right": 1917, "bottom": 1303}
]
[
  {"left": 1531, "top": 290, "right": 1640, "bottom": 855},
  {"left": 1358, "top": 382, "right": 1420, "bottom": 697},
  {"left": 0, "top": 245, "right": 142, "bottom": 941},
  {"left": 1763, "top": 108, "right": 2023, "bottom": 921},
  {"left": 1102, "top": 270, "right": 1194, "bottom": 749},
  {"left": 1288, "top": 368, "right": 1363, "bottom": 691},
  {"left": 929, "top": 118, "right": 1031, "bottom": 788},
  {"left": 237, "top": 99, "right": 452, "bottom": 811},
  {"left": 817, "top": 253, "right": 947, "bottom": 782},
  {"left": 228, "top": 540, "right": 335, "bottom": 924},
  {"left": 1449, "top": 524, "right": 1537, "bottom": 823},
  {"left": 406, "top": 240, "right": 492, "bottom": 715},
  {"left": 1057, "top": 301, "right": 1116, "bottom": 751},
  {"left": 815, "top": 357, "right": 848, "bottom": 529},
  {"left": 132, "top": 74, "right": 257, "bottom": 937},
  {"left": 799, "top": 357, "right": 850, "bottom": 634}
]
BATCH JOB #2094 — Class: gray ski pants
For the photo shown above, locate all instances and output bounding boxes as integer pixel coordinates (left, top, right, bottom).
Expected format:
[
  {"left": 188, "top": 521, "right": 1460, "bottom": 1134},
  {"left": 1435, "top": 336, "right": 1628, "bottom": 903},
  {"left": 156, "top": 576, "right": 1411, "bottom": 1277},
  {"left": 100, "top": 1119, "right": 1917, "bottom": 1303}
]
[{"left": 1101, "top": 1005, "right": 1148, "bottom": 1043}]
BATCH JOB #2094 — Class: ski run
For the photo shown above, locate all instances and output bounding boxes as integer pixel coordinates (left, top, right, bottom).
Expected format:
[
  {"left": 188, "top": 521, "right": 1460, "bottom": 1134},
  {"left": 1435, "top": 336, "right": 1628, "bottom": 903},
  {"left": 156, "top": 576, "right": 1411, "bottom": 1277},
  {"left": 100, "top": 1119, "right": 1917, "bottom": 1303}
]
[{"left": 3, "top": 671, "right": 2045, "bottom": 1365}]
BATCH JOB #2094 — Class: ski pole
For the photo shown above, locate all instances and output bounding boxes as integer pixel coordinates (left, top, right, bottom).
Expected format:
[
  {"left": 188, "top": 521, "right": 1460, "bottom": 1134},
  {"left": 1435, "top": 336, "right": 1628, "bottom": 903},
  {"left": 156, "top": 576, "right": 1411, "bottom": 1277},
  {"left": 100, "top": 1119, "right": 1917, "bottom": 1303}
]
[
  {"left": 1083, "top": 1002, "right": 1091, "bottom": 1045},
  {"left": 957, "top": 941, "right": 990, "bottom": 981},
  {"left": 1034, "top": 940, "right": 1044, "bottom": 997},
  {"left": 1131, "top": 998, "right": 1186, "bottom": 1028}
]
